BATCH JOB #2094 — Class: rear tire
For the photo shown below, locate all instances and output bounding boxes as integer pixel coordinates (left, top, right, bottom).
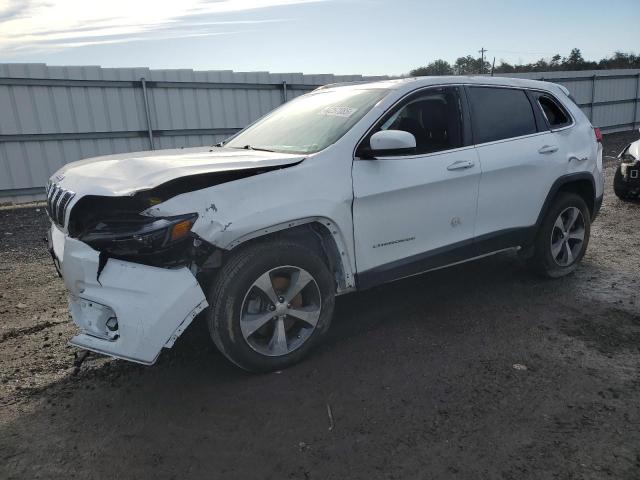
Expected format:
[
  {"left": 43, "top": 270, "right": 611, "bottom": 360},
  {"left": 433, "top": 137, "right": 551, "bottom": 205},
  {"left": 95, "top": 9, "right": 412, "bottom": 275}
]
[
  {"left": 528, "top": 192, "right": 591, "bottom": 278},
  {"left": 206, "top": 239, "right": 335, "bottom": 372}
]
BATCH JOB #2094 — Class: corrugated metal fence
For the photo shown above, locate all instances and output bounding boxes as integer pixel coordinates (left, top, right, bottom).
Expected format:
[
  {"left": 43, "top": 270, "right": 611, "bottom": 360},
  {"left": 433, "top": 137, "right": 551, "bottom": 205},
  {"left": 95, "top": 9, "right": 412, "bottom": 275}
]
[
  {"left": 497, "top": 69, "right": 640, "bottom": 134},
  {"left": 0, "top": 63, "right": 386, "bottom": 202},
  {"left": 1, "top": 64, "right": 639, "bottom": 202}
]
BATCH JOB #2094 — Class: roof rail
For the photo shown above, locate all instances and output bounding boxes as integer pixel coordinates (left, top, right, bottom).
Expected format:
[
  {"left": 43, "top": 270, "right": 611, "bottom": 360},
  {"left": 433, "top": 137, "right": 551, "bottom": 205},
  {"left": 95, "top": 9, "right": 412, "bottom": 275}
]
[{"left": 313, "top": 80, "right": 375, "bottom": 91}]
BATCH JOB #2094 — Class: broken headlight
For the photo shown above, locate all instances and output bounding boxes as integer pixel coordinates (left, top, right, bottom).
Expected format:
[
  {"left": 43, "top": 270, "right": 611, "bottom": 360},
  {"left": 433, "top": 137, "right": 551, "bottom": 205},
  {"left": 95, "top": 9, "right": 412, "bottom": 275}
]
[
  {"left": 620, "top": 145, "right": 638, "bottom": 164},
  {"left": 79, "top": 213, "right": 198, "bottom": 256}
]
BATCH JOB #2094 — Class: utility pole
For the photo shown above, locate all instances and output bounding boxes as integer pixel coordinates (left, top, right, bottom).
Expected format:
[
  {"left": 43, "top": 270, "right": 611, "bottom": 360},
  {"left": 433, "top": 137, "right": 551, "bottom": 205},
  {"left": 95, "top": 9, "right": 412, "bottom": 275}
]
[{"left": 479, "top": 47, "right": 487, "bottom": 74}]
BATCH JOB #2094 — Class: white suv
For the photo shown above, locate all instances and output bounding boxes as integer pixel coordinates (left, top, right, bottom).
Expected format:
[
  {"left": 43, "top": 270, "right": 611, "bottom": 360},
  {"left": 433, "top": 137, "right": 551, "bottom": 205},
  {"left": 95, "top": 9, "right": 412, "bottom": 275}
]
[{"left": 46, "top": 76, "right": 604, "bottom": 371}]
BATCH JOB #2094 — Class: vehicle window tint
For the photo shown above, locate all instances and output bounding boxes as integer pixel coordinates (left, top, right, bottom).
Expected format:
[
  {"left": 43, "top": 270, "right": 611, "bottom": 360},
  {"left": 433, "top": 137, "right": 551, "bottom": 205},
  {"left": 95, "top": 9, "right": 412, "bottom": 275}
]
[
  {"left": 468, "top": 87, "right": 537, "bottom": 144},
  {"left": 538, "top": 95, "right": 571, "bottom": 128},
  {"left": 377, "top": 87, "right": 463, "bottom": 155}
]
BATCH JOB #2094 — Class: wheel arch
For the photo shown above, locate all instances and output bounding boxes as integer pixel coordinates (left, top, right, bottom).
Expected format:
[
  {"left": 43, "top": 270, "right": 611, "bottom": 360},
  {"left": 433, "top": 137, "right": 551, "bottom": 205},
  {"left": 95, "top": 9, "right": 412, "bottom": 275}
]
[
  {"left": 224, "top": 217, "right": 356, "bottom": 294},
  {"left": 536, "top": 173, "right": 596, "bottom": 227}
]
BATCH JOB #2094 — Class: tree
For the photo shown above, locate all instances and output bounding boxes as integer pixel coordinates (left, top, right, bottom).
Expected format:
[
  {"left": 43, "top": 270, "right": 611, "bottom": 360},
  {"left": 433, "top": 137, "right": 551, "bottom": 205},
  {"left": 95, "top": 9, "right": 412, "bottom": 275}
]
[
  {"left": 495, "top": 60, "right": 515, "bottom": 73},
  {"left": 453, "top": 55, "right": 490, "bottom": 75},
  {"left": 563, "top": 48, "right": 585, "bottom": 69},
  {"left": 408, "top": 49, "right": 640, "bottom": 77},
  {"left": 409, "top": 59, "right": 453, "bottom": 76},
  {"left": 549, "top": 54, "right": 562, "bottom": 70},
  {"left": 599, "top": 51, "right": 640, "bottom": 69},
  {"left": 561, "top": 48, "right": 598, "bottom": 70},
  {"left": 532, "top": 58, "right": 549, "bottom": 72}
]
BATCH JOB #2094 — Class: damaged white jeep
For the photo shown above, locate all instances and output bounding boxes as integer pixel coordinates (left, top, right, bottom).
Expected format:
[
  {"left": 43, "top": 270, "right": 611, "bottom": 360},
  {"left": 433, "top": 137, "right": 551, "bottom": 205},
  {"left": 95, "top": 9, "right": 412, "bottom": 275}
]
[{"left": 47, "top": 77, "right": 604, "bottom": 371}]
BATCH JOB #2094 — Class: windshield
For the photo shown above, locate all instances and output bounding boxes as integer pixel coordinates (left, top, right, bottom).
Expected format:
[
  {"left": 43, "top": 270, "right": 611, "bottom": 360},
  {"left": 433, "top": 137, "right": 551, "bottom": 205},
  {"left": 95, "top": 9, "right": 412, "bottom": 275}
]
[{"left": 225, "top": 88, "right": 388, "bottom": 154}]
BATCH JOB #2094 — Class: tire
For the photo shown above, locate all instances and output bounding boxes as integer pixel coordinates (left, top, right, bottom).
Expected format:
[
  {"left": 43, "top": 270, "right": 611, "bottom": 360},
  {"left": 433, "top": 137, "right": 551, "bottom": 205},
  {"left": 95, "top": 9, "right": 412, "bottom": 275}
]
[
  {"left": 206, "top": 238, "right": 335, "bottom": 372},
  {"left": 613, "top": 166, "right": 637, "bottom": 201},
  {"left": 528, "top": 192, "right": 591, "bottom": 278}
]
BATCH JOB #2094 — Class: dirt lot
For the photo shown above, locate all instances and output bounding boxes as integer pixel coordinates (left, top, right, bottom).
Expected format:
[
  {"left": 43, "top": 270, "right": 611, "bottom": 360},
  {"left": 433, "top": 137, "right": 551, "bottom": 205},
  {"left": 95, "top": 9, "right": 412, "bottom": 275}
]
[{"left": 1, "top": 132, "right": 639, "bottom": 480}]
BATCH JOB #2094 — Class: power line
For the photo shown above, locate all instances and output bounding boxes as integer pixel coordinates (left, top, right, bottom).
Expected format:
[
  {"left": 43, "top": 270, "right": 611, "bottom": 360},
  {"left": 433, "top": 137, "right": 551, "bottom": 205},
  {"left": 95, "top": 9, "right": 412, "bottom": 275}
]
[{"left": 492, "top": 49, "right": 557, "bottom": 56}]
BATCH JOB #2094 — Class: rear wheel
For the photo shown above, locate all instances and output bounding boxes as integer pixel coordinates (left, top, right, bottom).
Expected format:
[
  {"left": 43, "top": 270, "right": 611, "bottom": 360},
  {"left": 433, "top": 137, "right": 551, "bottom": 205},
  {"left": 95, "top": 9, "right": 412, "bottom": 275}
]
[
  {"left": 528, "top": 192, "right": 591, "bottom": 278},
  {"left": 207, "top": 239, "right": 335, "bottom": 372}
]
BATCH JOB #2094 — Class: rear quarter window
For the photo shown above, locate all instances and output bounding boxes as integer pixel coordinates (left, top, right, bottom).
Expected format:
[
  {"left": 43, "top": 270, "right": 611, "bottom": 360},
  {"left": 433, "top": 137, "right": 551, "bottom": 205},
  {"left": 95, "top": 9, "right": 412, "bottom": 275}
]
[
  {"left": 467, "top": 87, "right": 537, "bottom": 144},
  {"left": 537, "top": 94, "right": 572, "bottom": 129}
]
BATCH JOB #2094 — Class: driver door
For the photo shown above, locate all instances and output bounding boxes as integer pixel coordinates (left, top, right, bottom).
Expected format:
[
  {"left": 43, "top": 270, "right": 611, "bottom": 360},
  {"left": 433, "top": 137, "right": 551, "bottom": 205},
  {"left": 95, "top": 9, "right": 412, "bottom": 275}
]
[{"left": 352, "top": 86, "right": 481, "bottom": 288}]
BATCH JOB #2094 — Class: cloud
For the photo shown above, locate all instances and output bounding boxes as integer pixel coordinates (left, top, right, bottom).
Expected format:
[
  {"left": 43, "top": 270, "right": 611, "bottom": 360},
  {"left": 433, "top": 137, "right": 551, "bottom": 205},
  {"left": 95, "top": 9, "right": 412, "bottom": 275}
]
[
  {"left": 0, "top": 0, "right": 325, "bottom": 54},
  {"left": 0, "top": 0, "right": 44, "bottom": 22}
]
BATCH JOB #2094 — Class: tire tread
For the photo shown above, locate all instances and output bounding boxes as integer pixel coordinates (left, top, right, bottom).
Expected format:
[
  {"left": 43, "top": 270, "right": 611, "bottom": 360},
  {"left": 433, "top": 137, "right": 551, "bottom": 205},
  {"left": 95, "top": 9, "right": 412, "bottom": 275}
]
[
  {"left": 527, "top": 192, "right": 591, "bottom": 278},
  {"left": 207, "top": 238, "right": 334, "bottom": 372}
]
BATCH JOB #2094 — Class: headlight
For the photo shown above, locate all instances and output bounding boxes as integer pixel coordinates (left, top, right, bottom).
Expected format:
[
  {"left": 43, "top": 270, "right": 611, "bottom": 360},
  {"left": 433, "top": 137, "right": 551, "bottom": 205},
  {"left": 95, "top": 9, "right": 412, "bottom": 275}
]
[
  {"left": 621, "top": 153, "right": 637, "bottom": 164},
  {"left": 79, "top": 213, "right": 198, "bottom": 256}
]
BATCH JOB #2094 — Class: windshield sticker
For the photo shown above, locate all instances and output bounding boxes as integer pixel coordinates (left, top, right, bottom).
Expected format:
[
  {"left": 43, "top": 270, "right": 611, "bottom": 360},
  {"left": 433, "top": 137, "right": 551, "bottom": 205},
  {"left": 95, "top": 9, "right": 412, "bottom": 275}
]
[{"left": 319, "top": 106, "right": 358, "bottom": 118}]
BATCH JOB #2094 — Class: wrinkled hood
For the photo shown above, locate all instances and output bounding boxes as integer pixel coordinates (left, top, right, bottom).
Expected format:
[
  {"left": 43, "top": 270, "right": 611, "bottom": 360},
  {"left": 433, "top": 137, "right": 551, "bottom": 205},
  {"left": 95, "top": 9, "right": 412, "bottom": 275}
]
[
  {"left": 51, "top": 146, "right": 306, "bottom": 197},
  {"left": 626, "top": 138, "right": 640, "bottom": 160}
]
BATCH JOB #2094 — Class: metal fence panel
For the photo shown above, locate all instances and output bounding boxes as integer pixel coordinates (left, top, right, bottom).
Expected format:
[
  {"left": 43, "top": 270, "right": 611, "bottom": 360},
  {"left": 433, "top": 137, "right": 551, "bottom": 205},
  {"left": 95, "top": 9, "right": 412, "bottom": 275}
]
[
  {"left": 1, "top": 63, "right": 639, "bottom": 202},
  {"left": 497, "top": 69, "right": 640, "bottom": 132}
]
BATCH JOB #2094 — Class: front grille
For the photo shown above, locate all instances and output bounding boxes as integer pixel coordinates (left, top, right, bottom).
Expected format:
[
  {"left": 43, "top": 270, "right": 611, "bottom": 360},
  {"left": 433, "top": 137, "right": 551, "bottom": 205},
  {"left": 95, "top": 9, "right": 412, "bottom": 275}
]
[{"left": 46, "top": 181, "right": 75, "bottom": 228}]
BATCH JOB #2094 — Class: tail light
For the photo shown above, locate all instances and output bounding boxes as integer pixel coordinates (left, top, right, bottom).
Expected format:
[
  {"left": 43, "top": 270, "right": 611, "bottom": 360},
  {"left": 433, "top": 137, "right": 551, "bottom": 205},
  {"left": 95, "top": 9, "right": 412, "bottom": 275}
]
[{"left": 594, "top": 127, "right": 602, "bottom": 143}]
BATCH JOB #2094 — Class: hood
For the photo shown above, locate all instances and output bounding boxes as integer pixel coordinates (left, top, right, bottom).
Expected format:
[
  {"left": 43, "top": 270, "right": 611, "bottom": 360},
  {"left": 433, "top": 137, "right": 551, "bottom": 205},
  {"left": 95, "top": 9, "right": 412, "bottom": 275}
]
[
  {"left": 627, "top": 138, "right": 640, "bottom": 160},
  {"left": 51, "top": 146, "right": 306, "bottom": 197}
]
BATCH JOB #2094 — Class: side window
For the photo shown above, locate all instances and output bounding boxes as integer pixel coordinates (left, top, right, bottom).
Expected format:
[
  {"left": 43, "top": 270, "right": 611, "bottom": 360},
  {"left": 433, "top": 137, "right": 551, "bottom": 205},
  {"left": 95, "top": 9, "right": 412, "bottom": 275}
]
[
  {"left": 376, "top": 87, "right": 464, "bottom": 155},
  {"left": 538, "top": 95, "right": 572, "bottom": 129},
  {"left": 467, "top": 87, "right": 537, "bottom": 144}
]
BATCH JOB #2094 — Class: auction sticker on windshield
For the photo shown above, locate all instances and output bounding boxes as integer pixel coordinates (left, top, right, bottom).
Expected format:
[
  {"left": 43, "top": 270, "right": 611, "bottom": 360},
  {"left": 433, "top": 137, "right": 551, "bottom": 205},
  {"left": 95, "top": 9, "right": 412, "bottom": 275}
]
[{"left": 319, "top": 106, "right": 358, "bottom": 117}]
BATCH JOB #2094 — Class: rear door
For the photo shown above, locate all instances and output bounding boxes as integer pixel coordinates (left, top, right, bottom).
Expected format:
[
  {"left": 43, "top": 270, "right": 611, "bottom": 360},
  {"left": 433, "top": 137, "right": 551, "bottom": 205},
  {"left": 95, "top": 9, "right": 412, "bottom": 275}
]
[
  {"left": 531, "top": 90, "right": 595, "bottom": 182},
  {"left": 467, "top": 86, "right": 566, "bottom": 250}
]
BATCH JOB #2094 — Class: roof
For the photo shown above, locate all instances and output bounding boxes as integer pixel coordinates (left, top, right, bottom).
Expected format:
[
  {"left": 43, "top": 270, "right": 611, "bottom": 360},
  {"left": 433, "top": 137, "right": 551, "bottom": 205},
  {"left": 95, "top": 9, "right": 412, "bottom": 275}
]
[{"left": 315, "top": 75, "right": 561, "bottom": 95}]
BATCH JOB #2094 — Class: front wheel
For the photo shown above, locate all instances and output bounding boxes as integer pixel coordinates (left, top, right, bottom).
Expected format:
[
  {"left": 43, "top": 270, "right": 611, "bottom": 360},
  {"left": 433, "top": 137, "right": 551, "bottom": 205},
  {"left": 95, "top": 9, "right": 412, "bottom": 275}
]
[
  {"left": 207, "top": 239, "right": 335, "bottom": 372},
  {"left": 528, "top": 192, "right": 591, "bottom": 278}
]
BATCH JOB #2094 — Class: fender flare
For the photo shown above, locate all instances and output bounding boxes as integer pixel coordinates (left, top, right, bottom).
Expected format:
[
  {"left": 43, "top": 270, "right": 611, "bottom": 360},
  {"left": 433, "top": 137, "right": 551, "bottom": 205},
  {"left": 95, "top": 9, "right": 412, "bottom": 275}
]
[
  {"left": 223, "top": 216, "right": 356, "bottom": 293},
  {"left": 535, "top": 172, "right": 596, "bottom": 228}
]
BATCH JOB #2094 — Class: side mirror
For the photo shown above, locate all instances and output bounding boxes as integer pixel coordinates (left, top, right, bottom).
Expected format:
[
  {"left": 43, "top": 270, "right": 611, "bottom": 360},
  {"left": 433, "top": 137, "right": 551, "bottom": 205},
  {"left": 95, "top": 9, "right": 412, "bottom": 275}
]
[{"left": 368, "top": 130, "right": 416, "bottom": 157}]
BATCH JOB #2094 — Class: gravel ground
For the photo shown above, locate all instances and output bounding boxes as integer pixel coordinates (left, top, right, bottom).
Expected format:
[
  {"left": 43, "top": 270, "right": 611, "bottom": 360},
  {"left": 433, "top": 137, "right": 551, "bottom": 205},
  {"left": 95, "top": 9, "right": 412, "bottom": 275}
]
[{"left": 1, "top": 132, "right": 639, "bottom": 480}]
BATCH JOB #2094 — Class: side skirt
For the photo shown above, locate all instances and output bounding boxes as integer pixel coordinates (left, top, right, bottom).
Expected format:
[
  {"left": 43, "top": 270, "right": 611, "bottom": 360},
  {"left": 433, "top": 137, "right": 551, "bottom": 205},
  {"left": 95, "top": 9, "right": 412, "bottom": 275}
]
[{"left": 355, "top": 227, "right": 535, "bottom": 290}]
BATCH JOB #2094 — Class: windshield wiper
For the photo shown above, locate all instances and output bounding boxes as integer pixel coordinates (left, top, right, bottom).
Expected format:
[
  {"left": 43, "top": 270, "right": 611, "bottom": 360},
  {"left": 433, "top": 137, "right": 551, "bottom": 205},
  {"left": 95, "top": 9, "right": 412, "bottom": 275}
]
[{"left": 239, "top": 145, "right": 275, "bottom": 153}]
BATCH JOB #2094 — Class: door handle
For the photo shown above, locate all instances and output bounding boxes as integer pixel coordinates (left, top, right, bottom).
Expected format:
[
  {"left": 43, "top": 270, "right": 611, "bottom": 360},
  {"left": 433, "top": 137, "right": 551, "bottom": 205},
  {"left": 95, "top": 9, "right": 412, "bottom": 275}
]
[
  {"left": 447, "top": 160, "right": 474, "bottom": 171},
  {"left": 538, "top": 145, "right": 559, "bottom": 154},
  {"left": 568, "top": 156, "right": 588, "bottom": 163}
]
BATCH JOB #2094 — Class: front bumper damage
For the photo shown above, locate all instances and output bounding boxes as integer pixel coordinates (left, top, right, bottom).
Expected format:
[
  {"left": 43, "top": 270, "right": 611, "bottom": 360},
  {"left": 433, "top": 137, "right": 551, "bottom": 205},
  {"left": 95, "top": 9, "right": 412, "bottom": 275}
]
[
  {"left": 50, "top": 225, "right": 208, "bottom": 365},
  {"left": 620, "top": 160, "right": 640, "bottom": 183}
]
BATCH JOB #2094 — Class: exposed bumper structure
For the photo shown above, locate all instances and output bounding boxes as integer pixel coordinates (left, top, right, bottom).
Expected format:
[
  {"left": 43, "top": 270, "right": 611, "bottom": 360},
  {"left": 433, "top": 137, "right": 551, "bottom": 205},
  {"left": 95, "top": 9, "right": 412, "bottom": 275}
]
[
  {"left": 620, "top": 160, "right": 640, "bottom": 183},
  {"left": 51, "top": 226, "right": 208, "bottom": 365}
]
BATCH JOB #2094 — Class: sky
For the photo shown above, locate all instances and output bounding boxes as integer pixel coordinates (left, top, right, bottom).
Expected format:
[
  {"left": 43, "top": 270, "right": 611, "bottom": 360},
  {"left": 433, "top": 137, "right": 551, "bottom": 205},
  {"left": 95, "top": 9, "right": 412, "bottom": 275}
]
[{"left": 0, "top": 0, "right": 638, "bottom": 76}]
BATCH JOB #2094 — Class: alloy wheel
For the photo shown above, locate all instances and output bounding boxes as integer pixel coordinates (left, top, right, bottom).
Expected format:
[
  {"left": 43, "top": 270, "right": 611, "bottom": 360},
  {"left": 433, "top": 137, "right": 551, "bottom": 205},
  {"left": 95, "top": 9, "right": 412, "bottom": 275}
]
[
  {"left": 240, "top": 266, "right": 322, "bottom": 357},
  {"left": 550, "top": 206, "right": 586, "bottom": 267}
]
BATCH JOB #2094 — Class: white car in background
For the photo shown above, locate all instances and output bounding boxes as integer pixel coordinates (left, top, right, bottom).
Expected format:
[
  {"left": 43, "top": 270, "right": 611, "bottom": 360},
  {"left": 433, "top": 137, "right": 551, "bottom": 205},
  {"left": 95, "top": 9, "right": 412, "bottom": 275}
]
[
  {"left": 614, "top": 132, "right": 640, "bottom": 200},
  {"left": 46, "top": 76, "right": 604, "bottom": 371}
]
